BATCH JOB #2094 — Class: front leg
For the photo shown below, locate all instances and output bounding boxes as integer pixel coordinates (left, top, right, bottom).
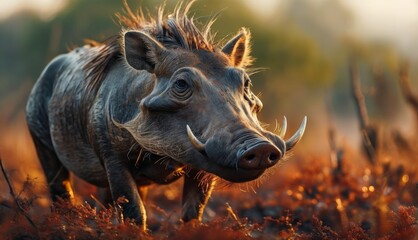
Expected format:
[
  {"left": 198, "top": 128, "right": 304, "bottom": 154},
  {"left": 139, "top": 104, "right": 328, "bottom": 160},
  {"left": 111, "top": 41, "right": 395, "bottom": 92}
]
[
  {"left": 104, "top": 157, "right": 147, "bottom": 229},
  {"left": 182, "top": 169, "right": 215, "bottom": 222}
]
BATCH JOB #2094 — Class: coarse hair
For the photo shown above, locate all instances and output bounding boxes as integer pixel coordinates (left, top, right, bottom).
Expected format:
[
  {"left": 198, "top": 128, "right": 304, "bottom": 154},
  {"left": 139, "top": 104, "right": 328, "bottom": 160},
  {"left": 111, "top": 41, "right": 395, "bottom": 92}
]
[{"left": 84, "top": 1, "right": 217, "bottom": 90}]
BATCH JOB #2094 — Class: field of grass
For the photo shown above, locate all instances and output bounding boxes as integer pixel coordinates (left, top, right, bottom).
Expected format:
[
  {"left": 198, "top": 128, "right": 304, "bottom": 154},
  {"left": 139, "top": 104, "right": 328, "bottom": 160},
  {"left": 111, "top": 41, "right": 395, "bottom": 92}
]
[{"left": 0, "top": 111, "right": 416, "bottom": 239}]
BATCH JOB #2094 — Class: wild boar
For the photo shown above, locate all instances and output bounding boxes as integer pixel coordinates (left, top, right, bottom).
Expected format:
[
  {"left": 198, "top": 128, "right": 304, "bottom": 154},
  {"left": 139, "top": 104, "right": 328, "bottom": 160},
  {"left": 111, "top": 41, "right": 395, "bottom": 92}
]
[{"left": 26, "top": 2, "right": 306, "bottom": 229}]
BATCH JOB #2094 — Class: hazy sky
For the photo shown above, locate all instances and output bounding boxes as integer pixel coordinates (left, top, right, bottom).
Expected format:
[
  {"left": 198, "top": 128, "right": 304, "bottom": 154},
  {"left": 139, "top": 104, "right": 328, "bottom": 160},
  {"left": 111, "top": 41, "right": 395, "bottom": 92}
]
[
  {"left": 245, "top": 0, "right": 418, "bottom": 57},
  {"left": 345, "top": 0, "right": 418, "bottom": 56},
  {"left": 1, "top": 0, "right": 417, "bottom": 57},
  {"left": 0, "top": 0, "right": 67, "bottom": 20}
]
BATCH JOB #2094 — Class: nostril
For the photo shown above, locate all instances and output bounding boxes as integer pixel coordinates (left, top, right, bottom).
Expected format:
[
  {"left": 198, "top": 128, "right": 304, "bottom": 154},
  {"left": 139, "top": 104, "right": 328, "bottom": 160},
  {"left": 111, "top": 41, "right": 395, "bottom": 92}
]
[
  {"left": 238, "top": 142, "right": 283, "bottom": 170},
  {"left": 245, "top": 154, "right": 256, "bottom": 162},
  {"left": 269, "top": 153, "right": 279, "bottom": 162}
]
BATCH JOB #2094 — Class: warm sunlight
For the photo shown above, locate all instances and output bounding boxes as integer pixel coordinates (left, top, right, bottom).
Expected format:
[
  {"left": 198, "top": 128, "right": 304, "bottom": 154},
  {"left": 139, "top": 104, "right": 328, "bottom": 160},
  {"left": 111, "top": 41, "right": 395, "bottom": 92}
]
[
  {"left": 0, "top": 1, "right": 417, "bottom": 239},
  {"left": 0, "top": 0, "right": 67, "bottom": 20},
  {"left": 2, "top": 0, "right": 418, "bottom": 58}
]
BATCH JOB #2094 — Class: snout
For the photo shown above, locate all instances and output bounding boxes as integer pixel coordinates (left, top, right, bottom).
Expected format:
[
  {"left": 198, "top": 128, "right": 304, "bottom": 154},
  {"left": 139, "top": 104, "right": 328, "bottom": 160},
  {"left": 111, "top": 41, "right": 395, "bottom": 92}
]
[
  {"left": 185, "top": 119, "right": 306, "bottom": 182},
  {"left": 237, "top": 142, "right": 282, "bottom": 170}
]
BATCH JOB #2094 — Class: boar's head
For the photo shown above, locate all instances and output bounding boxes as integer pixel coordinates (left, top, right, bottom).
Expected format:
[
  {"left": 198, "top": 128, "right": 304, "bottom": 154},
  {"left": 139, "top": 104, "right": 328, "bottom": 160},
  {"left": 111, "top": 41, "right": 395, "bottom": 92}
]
[{"left": 121, "top": 27, "right": 306, "bottom": 183}]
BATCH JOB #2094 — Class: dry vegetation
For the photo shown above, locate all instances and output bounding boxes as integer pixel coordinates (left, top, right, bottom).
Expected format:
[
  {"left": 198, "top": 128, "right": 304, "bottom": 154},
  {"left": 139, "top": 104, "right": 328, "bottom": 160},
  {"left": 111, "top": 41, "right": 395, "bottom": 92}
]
[{"left": 0, "top": 65, "right": 417, "bottom": 239}]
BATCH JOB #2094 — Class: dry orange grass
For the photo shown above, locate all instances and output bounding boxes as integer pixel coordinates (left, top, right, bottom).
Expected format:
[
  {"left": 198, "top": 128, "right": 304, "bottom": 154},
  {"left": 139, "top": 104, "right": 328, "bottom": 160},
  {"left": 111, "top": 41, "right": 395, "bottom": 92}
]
[{"left": 0, "top": 107, "right": 417, "bottom": 239}]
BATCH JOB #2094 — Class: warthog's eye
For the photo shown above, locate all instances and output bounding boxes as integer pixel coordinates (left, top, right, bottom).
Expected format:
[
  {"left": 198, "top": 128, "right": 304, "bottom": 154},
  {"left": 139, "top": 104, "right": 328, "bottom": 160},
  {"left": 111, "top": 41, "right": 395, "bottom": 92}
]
[
  {"left": 244, "top": 78, "right": 251, "bottom": 90},
  {"left": 172, "top": 79, "right": 192, "bottom": 100},
  {"left": 174, "top": 79, "right": 189, "bottom": 91}
]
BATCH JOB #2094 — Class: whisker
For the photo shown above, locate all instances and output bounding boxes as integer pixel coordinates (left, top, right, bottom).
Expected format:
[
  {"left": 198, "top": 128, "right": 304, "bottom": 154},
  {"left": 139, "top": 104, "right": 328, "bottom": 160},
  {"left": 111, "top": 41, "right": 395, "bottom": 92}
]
[
  {"left": 145, "top": 152, "right": 152, "bottom": 162},
  {"left": 135, "top": 148, "right": 144, "bottom": 167},
  {"left": 127, "top": 143, "right": 137, "bottom": 160},
  {"left": 155, "top": 155, "right": 168, "bottom": 165},
  {"left": 195, "top": 170, "right": 204, "bottom": 180},
  {"left": 247, "top": 67, "right": 268, "bottom": 76},
  {"left": 164, "top": 160, "right": 170, "bottom": 169},
  {"left": 250, "top": 185, "right": 257, "bottom": 194},
  {"left": 273, "top": 118, "right": 278, "bottom": 132},
  {"left": 184, "top": 166, "right": 192, "bottom": 176}
]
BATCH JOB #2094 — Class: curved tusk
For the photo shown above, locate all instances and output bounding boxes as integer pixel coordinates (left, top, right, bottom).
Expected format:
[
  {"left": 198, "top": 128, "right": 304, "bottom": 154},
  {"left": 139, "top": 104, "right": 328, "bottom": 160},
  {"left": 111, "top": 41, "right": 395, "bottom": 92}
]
[
  {"left": 285, "top": 116, "right": 307, "bottom": 151},
  {"left": 279, "top": 116, "right": 287, "bottom": 138},
  {"left": 186, "top": 125, "right": 206, "bottom": 152}
]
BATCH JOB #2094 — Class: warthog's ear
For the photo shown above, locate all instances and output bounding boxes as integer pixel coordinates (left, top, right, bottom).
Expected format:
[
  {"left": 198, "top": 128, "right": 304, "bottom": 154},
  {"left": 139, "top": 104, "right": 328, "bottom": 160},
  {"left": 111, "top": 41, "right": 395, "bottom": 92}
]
[
  {"left": 124, "top": 31, "right": 166, "bottom": 72},
  {"left": 222, "top": 28, "right": 252, "bottom": 68}
]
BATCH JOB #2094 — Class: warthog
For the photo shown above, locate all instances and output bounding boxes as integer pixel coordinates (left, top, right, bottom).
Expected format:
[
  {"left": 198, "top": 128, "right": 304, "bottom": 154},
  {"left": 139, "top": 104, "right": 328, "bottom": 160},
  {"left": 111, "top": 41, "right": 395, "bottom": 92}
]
[{"left": 26, "top": 3, "right": 306, "bottom": 229}]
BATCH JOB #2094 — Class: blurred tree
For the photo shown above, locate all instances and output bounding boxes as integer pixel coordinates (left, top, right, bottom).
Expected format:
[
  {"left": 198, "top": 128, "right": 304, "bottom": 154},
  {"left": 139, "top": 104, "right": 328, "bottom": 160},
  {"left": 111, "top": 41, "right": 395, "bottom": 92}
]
[
  {"left": 1, "top": 0, "right": 407, "bottom": 127},
  {"left": 331, "top": 38, "right": 403, "bottom": 123},
  {"left": 280, "top": 0, "right": 352, "bottom": 51}
]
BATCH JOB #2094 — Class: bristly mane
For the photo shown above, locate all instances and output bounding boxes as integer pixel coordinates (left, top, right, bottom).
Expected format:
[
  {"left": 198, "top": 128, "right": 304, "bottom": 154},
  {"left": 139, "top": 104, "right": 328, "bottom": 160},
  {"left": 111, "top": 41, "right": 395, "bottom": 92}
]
[{"left": 84, "top": 1, "right": 217, "bottom": 90}]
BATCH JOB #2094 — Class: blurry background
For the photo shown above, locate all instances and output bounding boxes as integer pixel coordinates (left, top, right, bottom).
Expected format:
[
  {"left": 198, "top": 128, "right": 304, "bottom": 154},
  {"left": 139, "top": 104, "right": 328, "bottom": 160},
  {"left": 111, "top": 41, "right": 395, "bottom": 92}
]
[{"left": 0, "top": 0, "right": 417, "bottom": 200}]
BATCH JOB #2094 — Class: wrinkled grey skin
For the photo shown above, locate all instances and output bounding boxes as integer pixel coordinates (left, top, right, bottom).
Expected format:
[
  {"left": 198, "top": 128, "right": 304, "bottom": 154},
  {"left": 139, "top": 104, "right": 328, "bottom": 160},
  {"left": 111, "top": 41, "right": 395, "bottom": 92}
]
[{"left": 26, "top": 30, "right": 305, "bottom": 229}]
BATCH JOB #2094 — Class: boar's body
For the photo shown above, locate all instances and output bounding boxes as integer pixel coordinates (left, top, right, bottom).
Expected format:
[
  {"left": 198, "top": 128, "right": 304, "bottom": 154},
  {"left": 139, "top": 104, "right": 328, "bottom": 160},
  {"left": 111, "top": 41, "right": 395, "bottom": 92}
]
[
  {"left": 27, "top": 48, "right": 180, "bottom": 186},
  {"left": 26, "top": 3, "right": 306, "bottom": 229},
  {"left": 27, "top": 48, "right": 188, "bottom": 228},
  {"left": 27, "top": 46, "right": 181, "bottom": 184}
]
